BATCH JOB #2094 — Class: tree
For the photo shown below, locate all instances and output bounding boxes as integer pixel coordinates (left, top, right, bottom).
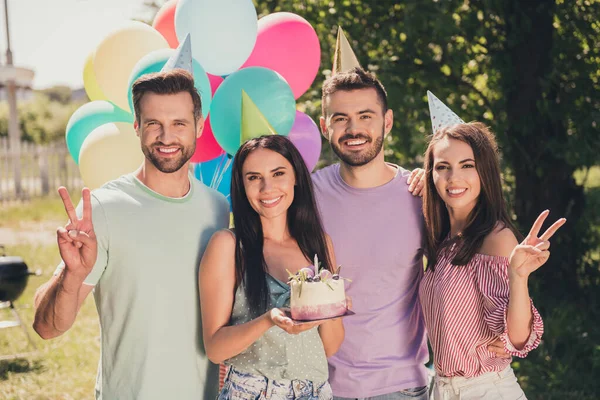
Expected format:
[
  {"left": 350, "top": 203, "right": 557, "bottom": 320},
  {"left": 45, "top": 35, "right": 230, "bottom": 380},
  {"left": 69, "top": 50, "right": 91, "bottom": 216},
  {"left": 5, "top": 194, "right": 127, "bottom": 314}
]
[
  {"left": 40, "top": 85, "right": 73, "bottom": 104},
  {"left": 0, "top": 92, "right": 81, "bottom": 144},
  {"left": 253, "top": 1, "right": 600, "bottom": 397}
]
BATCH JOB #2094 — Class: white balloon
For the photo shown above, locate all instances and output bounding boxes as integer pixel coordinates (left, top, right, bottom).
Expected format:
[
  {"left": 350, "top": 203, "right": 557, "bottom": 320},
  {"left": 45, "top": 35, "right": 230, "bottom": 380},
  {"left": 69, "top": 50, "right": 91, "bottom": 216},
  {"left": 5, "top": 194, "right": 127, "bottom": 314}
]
[
  {"left": 175, "top": 0, "right": 258, "bottom": 76},
  {"left": 79, "top": 123, "right": 144, "bottom": 190},
  {"left": 93, "top": 21, "right": 169, "bottom": 111}
]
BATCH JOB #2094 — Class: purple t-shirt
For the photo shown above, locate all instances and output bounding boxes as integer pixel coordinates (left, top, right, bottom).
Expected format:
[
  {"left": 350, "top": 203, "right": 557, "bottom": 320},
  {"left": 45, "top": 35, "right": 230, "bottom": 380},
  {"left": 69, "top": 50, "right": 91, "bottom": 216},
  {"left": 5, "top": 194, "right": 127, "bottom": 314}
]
[{"left": 312, "top": 163, "right": 429, "bottom": 398}]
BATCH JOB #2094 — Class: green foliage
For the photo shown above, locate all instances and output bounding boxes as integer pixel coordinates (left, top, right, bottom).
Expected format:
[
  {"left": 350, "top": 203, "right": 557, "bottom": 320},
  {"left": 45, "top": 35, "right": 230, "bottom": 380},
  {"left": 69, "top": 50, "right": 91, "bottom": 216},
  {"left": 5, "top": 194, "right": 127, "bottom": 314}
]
[
  {"left": 39, "top": 86, "right": 73, "bottom": 105},
  {"left": 252, "top": 1, "right": 600, "bottom": 397},
  {"left": 513, "top": 302, "right": 600, "bottom": 400},
  {"left": 0, "top": 92, "right": 81, "bottom": 144}
]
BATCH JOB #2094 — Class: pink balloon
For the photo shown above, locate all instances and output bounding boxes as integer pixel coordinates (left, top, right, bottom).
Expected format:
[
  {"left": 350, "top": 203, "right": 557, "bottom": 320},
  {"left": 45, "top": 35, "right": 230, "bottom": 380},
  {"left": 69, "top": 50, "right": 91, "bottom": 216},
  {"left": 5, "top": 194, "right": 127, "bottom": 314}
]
[
  {"left": 153, "top": 0, "right": 179, "bottom": 48},
  {"left": 288, "top": 111, "right": 322, "bottom": 172},
  {"left": 191, "top": 115, "right": 224, "bottom": 163},
  {"left": 241, "top": 12, "right": 320, "bottom": 99},
  {"left": 191, "top": 75, "right": 225, "bottom": 162},
  {"left": 207, "top": 74, "right": 223, "bottom": 96}
]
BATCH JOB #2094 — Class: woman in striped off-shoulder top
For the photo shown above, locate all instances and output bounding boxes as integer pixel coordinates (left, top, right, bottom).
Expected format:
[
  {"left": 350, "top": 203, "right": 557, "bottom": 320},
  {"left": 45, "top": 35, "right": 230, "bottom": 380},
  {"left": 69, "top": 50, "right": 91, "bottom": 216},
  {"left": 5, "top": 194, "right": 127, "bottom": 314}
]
[{"left": 419, "top": 122, "right": 566, "bottom": 399}]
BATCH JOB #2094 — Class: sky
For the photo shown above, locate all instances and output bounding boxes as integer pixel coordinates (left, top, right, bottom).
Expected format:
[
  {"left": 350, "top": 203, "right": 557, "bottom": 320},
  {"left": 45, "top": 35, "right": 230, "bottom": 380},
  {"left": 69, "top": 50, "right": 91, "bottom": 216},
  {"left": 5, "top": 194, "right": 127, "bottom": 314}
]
[{"left": 0, "top": 0, "right": 154, "bottom": 89}]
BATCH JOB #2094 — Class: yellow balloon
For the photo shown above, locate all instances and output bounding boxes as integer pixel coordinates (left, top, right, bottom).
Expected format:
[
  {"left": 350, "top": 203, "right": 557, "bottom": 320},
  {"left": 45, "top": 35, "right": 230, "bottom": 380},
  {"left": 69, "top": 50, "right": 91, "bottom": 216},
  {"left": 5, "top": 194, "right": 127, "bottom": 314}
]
[
  {"left": 78, "top": 122, "right": 144, "bottom": 190},
  {"left": 93, "top": 21, "right": 169, "bottom": 111},
  {"left": 83, "top": 52, "right": 106, "bottom": 101}
]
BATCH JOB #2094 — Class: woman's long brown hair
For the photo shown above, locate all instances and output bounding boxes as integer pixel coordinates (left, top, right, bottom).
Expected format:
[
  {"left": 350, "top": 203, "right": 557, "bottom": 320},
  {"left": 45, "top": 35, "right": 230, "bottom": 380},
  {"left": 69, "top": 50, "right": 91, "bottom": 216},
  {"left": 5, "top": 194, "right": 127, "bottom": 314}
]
[
  {"left": 422, "top": 122, "right": 522, "bottom": 269},
  {"left": 231, "top": 135, "right": 333, "bottom": 315}
]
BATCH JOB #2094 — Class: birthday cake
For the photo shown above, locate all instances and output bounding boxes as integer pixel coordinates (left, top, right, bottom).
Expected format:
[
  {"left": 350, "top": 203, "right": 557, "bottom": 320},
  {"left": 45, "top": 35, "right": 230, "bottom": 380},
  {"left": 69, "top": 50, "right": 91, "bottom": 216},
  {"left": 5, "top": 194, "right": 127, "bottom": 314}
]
[{"left": 288, "top": 256, "right": 347, "bottom": 321}]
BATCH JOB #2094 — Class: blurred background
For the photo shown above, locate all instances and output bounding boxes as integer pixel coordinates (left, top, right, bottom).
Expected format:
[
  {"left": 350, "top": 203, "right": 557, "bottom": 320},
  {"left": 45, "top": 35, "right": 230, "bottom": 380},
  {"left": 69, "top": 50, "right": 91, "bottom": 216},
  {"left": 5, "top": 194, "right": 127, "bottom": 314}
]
[{"left": 0, "top": 0, "right": 598, "bottom": 399}]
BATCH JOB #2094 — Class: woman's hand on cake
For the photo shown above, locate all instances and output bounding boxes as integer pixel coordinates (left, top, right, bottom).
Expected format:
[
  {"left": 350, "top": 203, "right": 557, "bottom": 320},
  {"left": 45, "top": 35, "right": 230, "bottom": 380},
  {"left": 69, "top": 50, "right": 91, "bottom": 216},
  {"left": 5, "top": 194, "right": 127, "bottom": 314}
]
[{"left": 268, "top": 308, "right": 323, "bottom": 334}]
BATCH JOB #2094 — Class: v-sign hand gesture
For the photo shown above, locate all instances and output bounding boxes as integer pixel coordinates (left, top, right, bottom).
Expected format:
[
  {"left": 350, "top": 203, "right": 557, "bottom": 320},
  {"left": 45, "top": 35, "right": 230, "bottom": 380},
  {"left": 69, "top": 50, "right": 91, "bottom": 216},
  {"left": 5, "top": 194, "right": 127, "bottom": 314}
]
[
  {"left": 56, "top": 187, "right": 98, "bottom": 282},
  {"left": 509, "top": 210, "right": 566, "bottom": 279}
]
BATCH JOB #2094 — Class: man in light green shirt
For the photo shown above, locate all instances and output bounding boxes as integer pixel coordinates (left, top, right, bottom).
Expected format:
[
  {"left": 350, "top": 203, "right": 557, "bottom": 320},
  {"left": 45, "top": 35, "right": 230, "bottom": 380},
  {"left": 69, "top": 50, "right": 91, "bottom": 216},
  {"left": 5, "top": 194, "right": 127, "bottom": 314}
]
[{"left": 33, "top": 67, "right": 229, "bottom": 399}]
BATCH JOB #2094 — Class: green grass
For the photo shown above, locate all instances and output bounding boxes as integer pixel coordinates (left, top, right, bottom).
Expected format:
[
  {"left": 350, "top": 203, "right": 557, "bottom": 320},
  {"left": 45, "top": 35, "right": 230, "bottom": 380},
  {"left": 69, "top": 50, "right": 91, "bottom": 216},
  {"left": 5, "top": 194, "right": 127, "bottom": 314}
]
[
  {"left": 0, "top": 196, "right": 77, "bottom": 230},
  {"left": 0, "top": 244, "right": 99, "bottom": 399}
]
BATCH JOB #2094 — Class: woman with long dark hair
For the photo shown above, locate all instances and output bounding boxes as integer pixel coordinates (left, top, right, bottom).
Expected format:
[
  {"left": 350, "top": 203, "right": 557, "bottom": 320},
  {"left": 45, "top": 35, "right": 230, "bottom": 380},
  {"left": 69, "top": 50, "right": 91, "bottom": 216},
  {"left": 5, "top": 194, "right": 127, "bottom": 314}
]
[
  {"left": 419, "top": 122, "right": 565, "bottom": 399},
  {"left": 199, "top": 135, "right": 344, "bottom": 399}
]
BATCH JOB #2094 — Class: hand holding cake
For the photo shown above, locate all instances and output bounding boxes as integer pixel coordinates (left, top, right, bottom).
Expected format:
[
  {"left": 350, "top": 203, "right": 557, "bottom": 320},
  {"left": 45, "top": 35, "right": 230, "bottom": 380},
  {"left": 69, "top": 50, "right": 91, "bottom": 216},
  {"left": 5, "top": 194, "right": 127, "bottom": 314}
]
[{"left": 268, "top": 308, "right": 324, "bottom": 334}]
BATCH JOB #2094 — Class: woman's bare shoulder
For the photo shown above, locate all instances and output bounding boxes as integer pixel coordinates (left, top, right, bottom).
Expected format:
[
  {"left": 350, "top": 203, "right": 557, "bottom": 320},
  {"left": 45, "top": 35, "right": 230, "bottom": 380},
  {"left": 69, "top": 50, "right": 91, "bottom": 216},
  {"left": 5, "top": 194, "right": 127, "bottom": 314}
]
[{"left": 479, "top": 223, "right": 519, "bottom": 258}]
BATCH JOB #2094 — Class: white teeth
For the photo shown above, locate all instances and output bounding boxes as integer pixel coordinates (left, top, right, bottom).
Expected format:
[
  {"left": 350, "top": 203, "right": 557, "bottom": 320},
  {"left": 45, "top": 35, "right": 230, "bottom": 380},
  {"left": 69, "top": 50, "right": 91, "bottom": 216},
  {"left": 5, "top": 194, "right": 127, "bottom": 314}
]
[
  {"left": 449, "top": 188, "right": 467, "bottom": 195},
  {"left": 158, "top": 147, "right": 178, "bottom": 153},
  {"left": 347, "top": 139, "right": 367, "bottom": 146},
  {"left": 260, "top": 197, "right": 281, "bottom": 205}
]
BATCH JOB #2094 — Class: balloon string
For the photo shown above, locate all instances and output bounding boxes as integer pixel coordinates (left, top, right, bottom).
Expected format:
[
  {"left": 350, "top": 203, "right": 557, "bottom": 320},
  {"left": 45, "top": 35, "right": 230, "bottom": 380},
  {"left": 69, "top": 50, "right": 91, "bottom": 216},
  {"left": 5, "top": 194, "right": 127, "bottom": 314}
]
[
  {"left": 215, "top": 155, "right": 233, "bottom": 189},
  {"left": 211, "top": 152, "right": 227, "bottom": 188},
  {"left": 209, "top": 154, "right": 221, "bottom": 188},
  {"left": 196, "top": 163, "right": 204, "bottom": 184}
]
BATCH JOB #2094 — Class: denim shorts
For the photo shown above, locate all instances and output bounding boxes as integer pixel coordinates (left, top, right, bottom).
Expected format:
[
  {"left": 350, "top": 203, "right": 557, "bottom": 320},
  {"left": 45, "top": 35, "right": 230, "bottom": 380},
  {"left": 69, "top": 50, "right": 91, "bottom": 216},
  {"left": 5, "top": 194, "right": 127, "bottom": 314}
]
[
  {"left": 333, "top": 385, "right": 429, "bottom": 400},
  {"left": 218, "top": 366, "right": 333, "bottom": 400}
]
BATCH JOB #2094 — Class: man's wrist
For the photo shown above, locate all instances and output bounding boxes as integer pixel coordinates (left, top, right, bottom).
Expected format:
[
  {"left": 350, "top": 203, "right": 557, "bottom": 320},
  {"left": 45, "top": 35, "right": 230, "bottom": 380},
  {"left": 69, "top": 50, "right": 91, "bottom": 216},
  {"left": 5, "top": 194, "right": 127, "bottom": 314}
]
[{"left": 59, "top": 268, "right": 86, "bottom": 293}]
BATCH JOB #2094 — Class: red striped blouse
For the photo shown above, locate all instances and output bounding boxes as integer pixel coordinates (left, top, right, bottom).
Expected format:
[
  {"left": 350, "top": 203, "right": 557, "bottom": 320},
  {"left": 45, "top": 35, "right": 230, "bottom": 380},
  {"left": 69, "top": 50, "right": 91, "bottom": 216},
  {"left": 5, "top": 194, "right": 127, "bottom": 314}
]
[{"left": 419, "top": 241, "right": 544, "bottom": 378}]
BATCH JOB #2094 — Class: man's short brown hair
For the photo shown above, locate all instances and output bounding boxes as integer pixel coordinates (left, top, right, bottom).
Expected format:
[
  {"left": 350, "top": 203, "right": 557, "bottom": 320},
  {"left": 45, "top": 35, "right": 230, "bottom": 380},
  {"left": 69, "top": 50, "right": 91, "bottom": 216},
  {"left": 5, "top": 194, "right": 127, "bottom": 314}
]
[
  {"left": 321, "top": 67, "right": 388, "bottom": 116},
  {"left": 132, "top": 69, "right": 202, "bottom": 125}
]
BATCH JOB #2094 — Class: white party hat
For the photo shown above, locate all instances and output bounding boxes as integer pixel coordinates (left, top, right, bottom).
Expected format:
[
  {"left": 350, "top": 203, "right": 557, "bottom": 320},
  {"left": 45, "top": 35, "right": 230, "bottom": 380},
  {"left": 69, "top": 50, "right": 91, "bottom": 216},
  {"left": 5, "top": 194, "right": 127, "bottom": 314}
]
[
  {"left": 161, "top": 33, "right": 193, "bottom": 74},
  {"left": 427, "top": 90, "right": 464, "bottom": 133},
  {"left": 332, "top": 26, "right": 361, "bottom": 75}
]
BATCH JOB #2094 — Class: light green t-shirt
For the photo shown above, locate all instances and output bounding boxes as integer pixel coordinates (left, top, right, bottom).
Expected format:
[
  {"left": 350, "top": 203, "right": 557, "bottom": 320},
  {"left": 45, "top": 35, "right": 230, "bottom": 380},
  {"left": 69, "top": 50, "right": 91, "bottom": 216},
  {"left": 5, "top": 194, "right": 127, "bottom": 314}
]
[{"left": 69, "top": 173, "right": 229, "bottom": 399}]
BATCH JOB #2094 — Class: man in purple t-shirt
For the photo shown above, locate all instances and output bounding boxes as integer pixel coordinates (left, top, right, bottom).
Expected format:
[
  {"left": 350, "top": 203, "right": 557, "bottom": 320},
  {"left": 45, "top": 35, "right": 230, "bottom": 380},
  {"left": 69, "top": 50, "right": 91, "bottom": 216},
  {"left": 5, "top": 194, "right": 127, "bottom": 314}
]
[
  {"left": 312, "top": 67, "right": 429, "bottom": 399},
  {"left": 312, "top": 67, "right": 510, "bottom": 399}
]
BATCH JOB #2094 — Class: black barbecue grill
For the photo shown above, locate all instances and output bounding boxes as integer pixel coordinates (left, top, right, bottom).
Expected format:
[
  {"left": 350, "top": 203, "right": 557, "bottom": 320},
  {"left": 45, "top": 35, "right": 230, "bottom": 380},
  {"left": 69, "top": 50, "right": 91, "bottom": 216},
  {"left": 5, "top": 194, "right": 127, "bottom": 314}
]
[
  {"left": 0, "top": 245, "right": 40, "bottom": 360},
  {"left": 0, "top": 246, "right": 37, "bottom": 302}
]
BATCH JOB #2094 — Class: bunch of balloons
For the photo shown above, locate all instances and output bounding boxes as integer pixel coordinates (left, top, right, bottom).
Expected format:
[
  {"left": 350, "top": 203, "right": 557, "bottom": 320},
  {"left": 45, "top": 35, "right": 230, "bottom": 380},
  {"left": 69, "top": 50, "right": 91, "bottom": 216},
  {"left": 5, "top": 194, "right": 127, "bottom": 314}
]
[{"left": 66, "top": 0, "right": 324, "bottom": 204}]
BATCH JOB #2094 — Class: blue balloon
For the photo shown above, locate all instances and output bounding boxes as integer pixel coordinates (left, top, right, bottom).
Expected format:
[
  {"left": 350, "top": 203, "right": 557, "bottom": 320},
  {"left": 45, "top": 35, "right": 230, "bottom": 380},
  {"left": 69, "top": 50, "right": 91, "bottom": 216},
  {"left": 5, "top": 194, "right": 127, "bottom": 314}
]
[
  {"left": 192, "top": 154, "right": 232, "bottom": 208},
  {"left": 210, "top": 67, "right": 296, "bottom": 155},
  {"left": 127, "top": 48, "right": 212, "bottom": 118},
  {"left": 174, "top": 0, "right": 257, "bottom": 76},
  {"left": 66, "top": 101, "right": 133, "bottom": 164}
]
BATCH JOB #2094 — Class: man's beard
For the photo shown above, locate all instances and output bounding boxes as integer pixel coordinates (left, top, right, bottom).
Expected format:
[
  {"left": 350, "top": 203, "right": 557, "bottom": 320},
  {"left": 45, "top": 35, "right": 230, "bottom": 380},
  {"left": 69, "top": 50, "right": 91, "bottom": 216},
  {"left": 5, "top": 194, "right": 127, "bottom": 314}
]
[
  {"left": 330, "top": 128, "right": 385, "bottom": 167},
  {"left": 142, "top": 142, "right": 196, "bottom": 173}
]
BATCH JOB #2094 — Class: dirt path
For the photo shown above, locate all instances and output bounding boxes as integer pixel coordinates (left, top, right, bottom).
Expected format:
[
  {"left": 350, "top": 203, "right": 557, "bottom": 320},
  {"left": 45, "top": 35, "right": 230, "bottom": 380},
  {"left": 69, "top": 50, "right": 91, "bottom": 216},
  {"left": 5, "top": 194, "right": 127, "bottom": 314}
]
[{"left": 0, "top": 221, "right": 62, "bottom": 247}]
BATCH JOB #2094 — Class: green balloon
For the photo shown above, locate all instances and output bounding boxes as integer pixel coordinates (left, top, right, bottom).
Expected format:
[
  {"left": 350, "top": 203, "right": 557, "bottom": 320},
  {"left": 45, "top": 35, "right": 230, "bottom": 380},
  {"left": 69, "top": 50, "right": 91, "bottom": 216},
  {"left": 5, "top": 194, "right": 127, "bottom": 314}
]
[
  {"left": 210, "top": 67, "right": 296, "bottom": 155},
  {"left": 66, "top": 101, "right": 133, "bottom": 164}
]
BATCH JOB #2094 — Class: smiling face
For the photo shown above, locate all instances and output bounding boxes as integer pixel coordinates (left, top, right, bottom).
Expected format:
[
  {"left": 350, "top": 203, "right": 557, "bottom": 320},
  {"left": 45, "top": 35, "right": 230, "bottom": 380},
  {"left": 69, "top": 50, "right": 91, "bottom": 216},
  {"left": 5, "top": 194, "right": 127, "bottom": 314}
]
[
  {"left": 432, "top": 136, "right": 481, "bottom": 214},
  {"left": 320, "top": 88, "right": 393, "bottom": 167},
  {"left": 134, "top": 91, "right": 202, "bottom": 174},
  {"left": 242, "top": 148, "right": 296, "bottom": 220}
]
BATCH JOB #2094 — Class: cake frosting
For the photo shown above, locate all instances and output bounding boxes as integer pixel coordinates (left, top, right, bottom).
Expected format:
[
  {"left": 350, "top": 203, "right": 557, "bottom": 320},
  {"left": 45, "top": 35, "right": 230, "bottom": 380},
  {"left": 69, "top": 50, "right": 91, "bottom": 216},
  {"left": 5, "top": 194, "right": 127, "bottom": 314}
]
[{"left": 288, "top": 255, "right": 347, "bottom": 321}]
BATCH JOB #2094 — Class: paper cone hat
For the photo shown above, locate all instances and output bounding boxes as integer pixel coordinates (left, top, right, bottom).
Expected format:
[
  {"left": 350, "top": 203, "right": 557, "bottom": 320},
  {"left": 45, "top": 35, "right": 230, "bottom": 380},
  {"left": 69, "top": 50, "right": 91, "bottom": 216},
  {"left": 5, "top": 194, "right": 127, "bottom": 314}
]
[
  {"left": 332, "top": 26, "right": 361, "bottom": 75},
  {"left": 241, "top": 90, "right": 277, "bottom": 144},
  {"left": 161, "top": 33, "right": 193, "bottom": 74},
  {"left": 427, "top": 91, "right": 465, "bottom": 133}
]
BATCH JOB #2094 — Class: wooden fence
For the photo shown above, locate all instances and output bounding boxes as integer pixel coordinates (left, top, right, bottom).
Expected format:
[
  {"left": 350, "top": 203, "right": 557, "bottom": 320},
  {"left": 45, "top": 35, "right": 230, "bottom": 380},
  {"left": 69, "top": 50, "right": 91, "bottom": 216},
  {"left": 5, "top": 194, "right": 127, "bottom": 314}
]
[{"left": 0, "top": 137, "right": 82, "bottom": 202}]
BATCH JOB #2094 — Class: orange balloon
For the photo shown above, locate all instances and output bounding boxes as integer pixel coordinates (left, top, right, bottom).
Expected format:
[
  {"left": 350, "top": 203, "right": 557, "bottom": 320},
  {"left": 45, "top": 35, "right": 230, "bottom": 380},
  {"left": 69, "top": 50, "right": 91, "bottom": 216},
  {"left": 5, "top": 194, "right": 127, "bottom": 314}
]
[{"left": 153, "top": 0, "right": 179, "bottom": 48}]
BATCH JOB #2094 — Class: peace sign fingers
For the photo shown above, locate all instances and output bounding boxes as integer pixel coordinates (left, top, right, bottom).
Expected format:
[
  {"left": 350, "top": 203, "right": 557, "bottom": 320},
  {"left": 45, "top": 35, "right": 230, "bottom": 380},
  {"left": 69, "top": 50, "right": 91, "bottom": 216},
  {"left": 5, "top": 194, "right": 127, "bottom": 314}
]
[
  {"left": 526, "top": 210, "right": 567, "bottom": 243},
  {"left": 58, "top": 186, "right": 78, "bottom": 225},
  {"left": 81, "top": 187, "right": 93, "bottom": 225},
  {"left": 526, "top": 210, "right": 550, "bottom": 241},
  {"left": 510, "top": 210, "right": 566, "bottom": 279},
  {"left": 540, "top": 217, "right": 567, "bottom": 241}
]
